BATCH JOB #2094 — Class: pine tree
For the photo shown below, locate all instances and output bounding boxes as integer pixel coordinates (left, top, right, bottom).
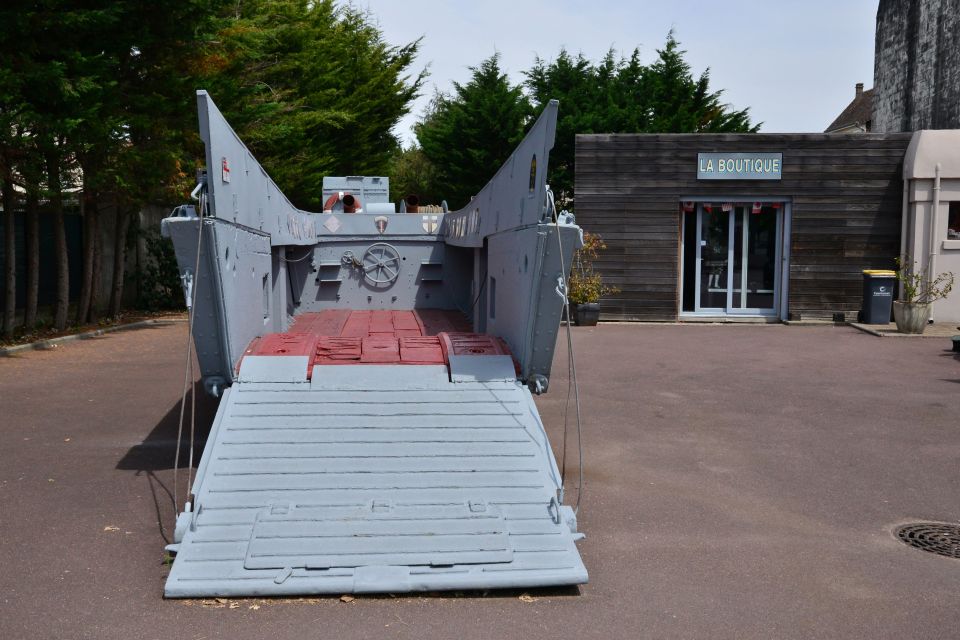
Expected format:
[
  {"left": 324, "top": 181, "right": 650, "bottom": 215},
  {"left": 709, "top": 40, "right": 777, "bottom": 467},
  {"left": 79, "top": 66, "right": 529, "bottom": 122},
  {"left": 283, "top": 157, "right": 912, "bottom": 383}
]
[
  {"left": 202, "top": 0, "right": 424, "bottom": 211},
  {"left": 416, "top": 55, "right": 532, "bottom": 210},
  {"left": 525, "top": 33, "right": 759, "bottom": 206},
  {"left": 389, "top": 146, "right": 441, "bottom": 206},
  {"left": 644, "top": 34, "right": 756, "bottom": 134}
]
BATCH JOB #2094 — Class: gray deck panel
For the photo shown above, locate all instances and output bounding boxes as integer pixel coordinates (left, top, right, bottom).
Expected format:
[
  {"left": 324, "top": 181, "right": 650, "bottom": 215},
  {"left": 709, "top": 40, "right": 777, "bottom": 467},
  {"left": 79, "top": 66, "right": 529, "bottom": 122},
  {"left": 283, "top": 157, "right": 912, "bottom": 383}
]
[
  {"left": 218, "top": 430, "right": 533, "bottom": 445},
  {"left": 193, "top": 501, "right": 563, "bottom": 526},
  {"left": 220, "top": 414, "right": 525, "bottom": 428},
  {"left": 310, "top": 364, "right": 450, "bottom": 389},
  {"left": 237, "top": 355, "right": 310, "bottom": 383},
  {"left": 165, "top": 366, "right": 586, "bottom": 597},
  {"left": 204, "top": 472, "right": 547, "bottom": 492},
  {"left": 448, "top": 354, "right": 517, "bottom": 382},
  {"left": 210, "top": 457, "right": 540, "bottom": 474},
  {"left": 232, "top": 389, "right": 521, "bottom": 403},
  {"left": 189, "top": 487, "right": 557, "bottom": 506},
  {"left": 189, "top": 517, "right": 563, "bottom": 538},
  {"left": 208, "top": 441, "right": 538, "bottom": 457}
]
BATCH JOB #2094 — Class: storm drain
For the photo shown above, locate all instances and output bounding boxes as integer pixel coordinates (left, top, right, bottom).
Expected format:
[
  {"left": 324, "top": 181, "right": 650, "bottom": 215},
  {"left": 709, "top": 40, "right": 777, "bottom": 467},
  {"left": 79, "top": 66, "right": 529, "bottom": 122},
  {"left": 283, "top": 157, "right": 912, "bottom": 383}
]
[{"left": 895, "top": 523, "right": 960, "bottom": 559}]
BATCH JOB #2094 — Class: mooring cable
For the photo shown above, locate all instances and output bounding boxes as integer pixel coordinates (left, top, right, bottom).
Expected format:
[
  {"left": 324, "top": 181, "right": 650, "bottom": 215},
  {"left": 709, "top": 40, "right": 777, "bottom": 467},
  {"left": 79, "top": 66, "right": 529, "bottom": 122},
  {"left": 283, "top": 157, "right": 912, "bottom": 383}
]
[
  {"left": 186, "top": 194, "right": 204, "bottom": 500},
  {"left": 173, "top": 190, "right": 205, "bottom": 521},
  {"left": 549, "top": 189, "right": 585, "bottom": 514}
]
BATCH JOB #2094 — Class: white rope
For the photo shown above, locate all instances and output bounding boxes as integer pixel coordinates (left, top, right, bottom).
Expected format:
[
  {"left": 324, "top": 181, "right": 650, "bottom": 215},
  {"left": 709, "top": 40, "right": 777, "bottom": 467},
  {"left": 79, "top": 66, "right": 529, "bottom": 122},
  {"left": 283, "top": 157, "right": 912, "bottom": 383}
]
[
  {"left": 550, "top": 190, "right": 585, "bottom": 514},
  {"left": 173, "top": 192, "right": 205, "bottom": 519}
]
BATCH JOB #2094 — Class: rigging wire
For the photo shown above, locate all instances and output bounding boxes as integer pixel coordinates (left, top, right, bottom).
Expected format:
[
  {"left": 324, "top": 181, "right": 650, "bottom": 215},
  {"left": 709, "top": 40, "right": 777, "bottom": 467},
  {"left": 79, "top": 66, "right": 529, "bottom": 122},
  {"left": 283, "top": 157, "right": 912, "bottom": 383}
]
[
  {"left": 173, "top": 191, "right": 205, "bottom": 521},
  {"left": 549, "top": 189, "right": 585, "bottom": 514}
]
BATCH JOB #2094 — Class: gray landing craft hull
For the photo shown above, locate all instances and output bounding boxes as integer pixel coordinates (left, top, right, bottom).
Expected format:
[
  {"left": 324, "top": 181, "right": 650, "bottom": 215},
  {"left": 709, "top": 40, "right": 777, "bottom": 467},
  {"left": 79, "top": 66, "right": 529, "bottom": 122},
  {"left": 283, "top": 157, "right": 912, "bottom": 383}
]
[{"left": 162, "top": 91, "right": 587, "bottom": 597}]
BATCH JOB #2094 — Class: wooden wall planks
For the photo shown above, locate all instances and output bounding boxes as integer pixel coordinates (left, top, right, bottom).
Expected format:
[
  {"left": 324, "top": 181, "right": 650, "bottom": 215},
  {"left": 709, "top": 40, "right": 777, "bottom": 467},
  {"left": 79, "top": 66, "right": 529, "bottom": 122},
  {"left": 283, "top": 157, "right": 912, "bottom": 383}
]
[{"left": 574, "top": 133, "right": 913, "bottom": 321}]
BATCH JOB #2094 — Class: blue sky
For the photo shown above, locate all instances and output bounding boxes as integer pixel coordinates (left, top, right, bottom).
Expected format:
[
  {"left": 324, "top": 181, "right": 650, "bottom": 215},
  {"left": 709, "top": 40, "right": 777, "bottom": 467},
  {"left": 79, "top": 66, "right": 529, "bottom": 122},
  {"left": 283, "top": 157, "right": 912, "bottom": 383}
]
[{"left": 354, "top": 0, "right": 878, "bottom": 144}]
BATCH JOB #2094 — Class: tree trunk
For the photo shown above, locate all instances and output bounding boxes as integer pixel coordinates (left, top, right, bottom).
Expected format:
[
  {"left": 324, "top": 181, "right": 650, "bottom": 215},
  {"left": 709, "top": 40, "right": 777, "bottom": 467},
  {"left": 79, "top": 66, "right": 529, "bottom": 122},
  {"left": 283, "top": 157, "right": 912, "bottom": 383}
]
[
  {"left": 89, "top": 203, "right": 102, "bottom": 323},
  {"left": 24, "top": 189, "right": 39, "bottom": 328},
  {"left": 108, "top": 207, "right": 131, "bottom": 318},
  {"left": 2, "top": 158, "right": 15, "bottom": 337},
  {"left": 47, "top": 153, "right": 69, "bottom": 332},
  {"left": 75, "top": 185, "right": 97, "bottom": 325}
]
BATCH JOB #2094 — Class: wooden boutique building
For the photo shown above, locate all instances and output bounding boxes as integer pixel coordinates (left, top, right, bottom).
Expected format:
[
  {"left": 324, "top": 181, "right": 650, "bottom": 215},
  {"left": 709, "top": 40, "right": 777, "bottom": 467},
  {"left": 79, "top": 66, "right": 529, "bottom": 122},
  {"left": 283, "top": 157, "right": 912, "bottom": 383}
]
[{"left": 574, "top": 133, "right": 919, "bottom": 322}]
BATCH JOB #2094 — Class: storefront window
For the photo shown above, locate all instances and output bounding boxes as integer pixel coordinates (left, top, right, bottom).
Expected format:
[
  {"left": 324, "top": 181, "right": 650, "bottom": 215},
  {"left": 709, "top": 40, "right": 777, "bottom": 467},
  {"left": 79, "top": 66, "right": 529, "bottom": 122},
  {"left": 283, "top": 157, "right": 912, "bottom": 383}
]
[{"left": 948, "top": 202, "right": 960, "bottom": 240}]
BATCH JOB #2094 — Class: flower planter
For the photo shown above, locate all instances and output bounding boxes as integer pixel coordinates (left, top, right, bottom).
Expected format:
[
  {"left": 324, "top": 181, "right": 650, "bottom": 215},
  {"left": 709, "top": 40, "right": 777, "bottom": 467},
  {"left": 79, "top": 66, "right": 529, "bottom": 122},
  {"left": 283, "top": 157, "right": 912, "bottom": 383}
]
[
  {"left": 893, "top": 300, "right": 931, "bottom": 334},
  {"left": 572, "top": 302, "right": 601, "bottom": 326}
]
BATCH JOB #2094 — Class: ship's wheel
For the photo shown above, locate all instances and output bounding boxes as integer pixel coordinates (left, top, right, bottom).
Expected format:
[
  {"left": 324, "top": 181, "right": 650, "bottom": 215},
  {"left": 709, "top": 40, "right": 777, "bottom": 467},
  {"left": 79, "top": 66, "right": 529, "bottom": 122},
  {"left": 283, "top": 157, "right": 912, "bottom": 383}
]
[{"left": 361, "top": 242, "right": 401, "bottom": 285}]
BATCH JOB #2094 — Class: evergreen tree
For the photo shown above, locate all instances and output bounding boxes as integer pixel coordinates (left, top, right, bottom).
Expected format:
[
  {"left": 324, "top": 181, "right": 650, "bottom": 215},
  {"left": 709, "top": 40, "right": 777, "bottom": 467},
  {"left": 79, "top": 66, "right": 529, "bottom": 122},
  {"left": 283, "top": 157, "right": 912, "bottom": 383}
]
[
  {"left": 526, "top": 33, "right": 759, "bottom": 205},
  {"left": 106, "top": 0, "right": 221, "bottom": 318},
  {"left": 389, "top": 145, "right": 441, "bottom": 206},
  {"left": 525, "top": 49, "right": 609, "bottom": 206},
  {"left": 415, "top": 55, "right": 532, "bottom": 210},
  {"left": 644, "top": 35, "right": 756, "bottom": 134},
  {"left": 202, "top": 0, "right": 424, "bottom": 211},
  {"left": 0, "top": 0, "right": 423, "bottom": 327},
  {"left": 0, "top": 1, "right": 119, "bottom": 330}
]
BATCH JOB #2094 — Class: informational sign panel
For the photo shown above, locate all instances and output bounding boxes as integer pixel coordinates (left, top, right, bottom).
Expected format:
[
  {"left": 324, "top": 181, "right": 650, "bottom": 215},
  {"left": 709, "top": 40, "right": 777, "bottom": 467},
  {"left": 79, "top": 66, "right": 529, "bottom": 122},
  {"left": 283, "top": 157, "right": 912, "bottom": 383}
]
[{"left": 697, "top": 152, "right": 782, "bottom": 180}]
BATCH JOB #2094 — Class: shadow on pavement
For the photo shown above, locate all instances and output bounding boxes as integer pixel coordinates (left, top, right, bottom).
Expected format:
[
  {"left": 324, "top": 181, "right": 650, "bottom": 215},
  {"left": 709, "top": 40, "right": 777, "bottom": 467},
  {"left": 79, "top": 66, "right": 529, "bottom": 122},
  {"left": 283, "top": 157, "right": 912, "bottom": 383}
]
[
  {"left": 117, "top": 380, "right": 219, "bottom": 544},
  {"left": 116, "top": 379, "right": 218, "bottom": 472}
]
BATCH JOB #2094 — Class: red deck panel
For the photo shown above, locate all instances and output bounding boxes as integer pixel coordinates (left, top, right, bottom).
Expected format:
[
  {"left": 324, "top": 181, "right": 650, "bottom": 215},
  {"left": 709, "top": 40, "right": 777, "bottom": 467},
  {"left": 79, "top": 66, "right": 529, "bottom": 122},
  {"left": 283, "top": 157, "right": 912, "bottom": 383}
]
[
  {"left": 399, "top": 336, "right": 445, "bottom": 364},
  {"left": 247, "top": 333, "right": 319, "bottom": 357},
  {"left": 438, "top": 332, "right": 520, "bottom": 376},
  {"left": 242, "top": 310, "right": 512, "bottom": 372},
  {"left": 360, "top": 337, "right": 401, "bottom": 363},
  {"left": 438, "top": 332, "right": 508, "bottom": 357},
  {"left": 287, "top": 309, "right": 351, "bottom": 336},
  {"left": 368, "top": 310, "right": 396, "bottom": 334},
  {"left": 286, "top": 309, "right": 472, "bottom": 339},
  {"left": 392, "top": 311, "right": 422, "bottom": 332},
  {"left": 413, "top": 309, "right": 472, "bottom": 336},
  {"left": 341, "top": 312, "right": 372, "bottom": 337},
  {"left": 315, "top": 337, "right": 362, "bottom": 363}
]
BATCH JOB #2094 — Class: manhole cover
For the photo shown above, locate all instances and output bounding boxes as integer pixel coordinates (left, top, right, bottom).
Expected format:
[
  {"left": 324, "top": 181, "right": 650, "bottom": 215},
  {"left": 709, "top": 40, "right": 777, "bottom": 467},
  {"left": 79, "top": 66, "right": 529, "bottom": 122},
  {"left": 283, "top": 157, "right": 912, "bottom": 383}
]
[{"left": 895, "top": 522, "right": 960, "bottom": 559}]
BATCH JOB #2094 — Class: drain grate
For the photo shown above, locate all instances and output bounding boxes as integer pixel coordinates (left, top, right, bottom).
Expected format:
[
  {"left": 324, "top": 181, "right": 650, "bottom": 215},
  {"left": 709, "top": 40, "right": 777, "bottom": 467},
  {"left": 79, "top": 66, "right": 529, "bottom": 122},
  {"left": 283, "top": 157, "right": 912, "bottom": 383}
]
[{"left": 895, "top": 523, "right": 960, "bottom": 559}]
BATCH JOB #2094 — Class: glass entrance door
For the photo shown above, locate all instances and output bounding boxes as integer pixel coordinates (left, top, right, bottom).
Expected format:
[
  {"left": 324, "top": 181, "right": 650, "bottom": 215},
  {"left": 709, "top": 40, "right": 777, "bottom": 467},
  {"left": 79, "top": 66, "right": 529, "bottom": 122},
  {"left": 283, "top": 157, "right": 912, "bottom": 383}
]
[
  {"left": 698, "top": 207, "right": 729, "bottom": 311},
  {"left": 685, "top": 202, "right": 783, "bottom": 316}
]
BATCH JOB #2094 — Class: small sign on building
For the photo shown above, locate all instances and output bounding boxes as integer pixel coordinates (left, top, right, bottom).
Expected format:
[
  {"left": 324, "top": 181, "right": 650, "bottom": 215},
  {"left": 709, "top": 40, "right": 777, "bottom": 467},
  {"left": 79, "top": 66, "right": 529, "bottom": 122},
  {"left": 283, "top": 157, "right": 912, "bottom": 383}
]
[{"left": 697, "top": 152, "right": 782, "bottom": 180}]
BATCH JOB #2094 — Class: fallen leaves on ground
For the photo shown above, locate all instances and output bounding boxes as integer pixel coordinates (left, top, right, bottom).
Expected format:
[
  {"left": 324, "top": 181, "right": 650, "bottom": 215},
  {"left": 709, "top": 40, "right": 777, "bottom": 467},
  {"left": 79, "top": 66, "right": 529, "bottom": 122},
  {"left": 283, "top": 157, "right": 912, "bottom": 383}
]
[
  {"left": 518, "top": 593, "right": 536, "bottom": 603},
  {"left": 340, "top": 595, "right": 355, "bottom": 603},
  {"left": 103, "top": 525, "right": 120, "bottom": 532}
]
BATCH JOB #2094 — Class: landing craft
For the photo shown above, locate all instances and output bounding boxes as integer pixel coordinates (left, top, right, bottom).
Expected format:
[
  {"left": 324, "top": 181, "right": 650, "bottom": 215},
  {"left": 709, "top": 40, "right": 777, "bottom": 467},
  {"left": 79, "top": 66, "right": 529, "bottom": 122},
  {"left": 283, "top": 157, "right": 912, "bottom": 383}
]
[{"left": 160, "top": 91, "right": 587, "bottom": 597}]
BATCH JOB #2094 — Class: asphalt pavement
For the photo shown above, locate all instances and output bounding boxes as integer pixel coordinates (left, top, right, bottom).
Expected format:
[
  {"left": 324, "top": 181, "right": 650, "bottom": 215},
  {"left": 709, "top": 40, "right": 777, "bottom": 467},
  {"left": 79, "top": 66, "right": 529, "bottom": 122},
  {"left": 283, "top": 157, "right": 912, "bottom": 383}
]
[{"left": 1, "top": 321, "right": 959, "bottom": 639}]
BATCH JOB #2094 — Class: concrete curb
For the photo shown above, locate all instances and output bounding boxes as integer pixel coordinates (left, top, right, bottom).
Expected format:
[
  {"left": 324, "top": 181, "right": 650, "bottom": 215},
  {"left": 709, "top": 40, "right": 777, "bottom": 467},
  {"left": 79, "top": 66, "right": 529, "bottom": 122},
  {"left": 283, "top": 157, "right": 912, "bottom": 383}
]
[
  {"left": 848, "top": 321, "right": 958, "bottom": 338},
  {"left": 0, "top": 317, "right": 187, "bottom": 356}
]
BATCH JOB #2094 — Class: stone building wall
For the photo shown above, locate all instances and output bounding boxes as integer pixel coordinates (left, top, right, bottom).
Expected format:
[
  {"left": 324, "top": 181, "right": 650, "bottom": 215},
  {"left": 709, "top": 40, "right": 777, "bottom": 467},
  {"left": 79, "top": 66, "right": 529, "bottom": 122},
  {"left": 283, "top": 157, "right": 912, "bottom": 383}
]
[{"left": 874, "top": 0, "right": 960, "bottom": 132}]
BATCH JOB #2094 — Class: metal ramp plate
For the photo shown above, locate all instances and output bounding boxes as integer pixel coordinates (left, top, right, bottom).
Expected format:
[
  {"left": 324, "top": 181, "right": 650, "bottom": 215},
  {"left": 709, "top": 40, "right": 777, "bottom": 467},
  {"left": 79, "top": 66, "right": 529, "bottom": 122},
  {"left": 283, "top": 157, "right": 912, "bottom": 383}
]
[
  {"left": 244, "top": 504, "right": 513, "bottom": 569},
  {"left": 164, "top": 362, "right": 587, "bottom": 597}
]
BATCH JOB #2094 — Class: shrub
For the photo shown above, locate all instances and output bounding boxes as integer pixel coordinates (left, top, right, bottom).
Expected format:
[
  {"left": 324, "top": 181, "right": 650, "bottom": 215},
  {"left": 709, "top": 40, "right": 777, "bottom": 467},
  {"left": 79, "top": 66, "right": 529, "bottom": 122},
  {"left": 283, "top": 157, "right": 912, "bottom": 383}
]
[{"left": 568, "top": 231, "right": 619, "bottom": 304}]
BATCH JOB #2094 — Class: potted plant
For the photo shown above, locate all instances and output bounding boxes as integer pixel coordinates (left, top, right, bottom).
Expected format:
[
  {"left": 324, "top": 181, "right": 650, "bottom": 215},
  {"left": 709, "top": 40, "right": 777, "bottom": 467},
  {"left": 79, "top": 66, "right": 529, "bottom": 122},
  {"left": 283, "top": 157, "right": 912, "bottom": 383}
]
[
  {"left": 893, "top": 258, "right": 955, "bottom": 334},
  {"left": 568, "top": 232, "right": 619, "bottom": 326}
]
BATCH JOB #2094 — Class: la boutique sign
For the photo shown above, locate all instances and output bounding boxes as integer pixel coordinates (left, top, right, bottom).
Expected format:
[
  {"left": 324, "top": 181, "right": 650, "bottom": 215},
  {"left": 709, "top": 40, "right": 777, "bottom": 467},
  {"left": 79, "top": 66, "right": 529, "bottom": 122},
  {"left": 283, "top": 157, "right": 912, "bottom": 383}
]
[{"left": 697, "top": 152, "right": 782, "bottom": 180}]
